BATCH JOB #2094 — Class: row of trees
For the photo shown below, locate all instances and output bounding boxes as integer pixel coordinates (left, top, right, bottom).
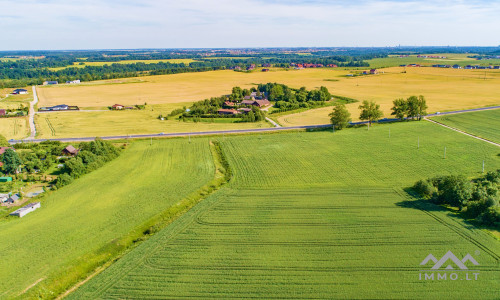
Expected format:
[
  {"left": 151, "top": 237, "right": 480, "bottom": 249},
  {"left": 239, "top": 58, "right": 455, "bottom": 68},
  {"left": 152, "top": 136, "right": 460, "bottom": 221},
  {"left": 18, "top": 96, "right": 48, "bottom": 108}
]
[
  {"left": 413, "top": 171, "right": 500, "bottom": 227},
  {"left": 391, "top": 96, "right": 428, "bottom": 120},
  {"left": 329, "top": 96, "right": 428, "bottom": 130}
]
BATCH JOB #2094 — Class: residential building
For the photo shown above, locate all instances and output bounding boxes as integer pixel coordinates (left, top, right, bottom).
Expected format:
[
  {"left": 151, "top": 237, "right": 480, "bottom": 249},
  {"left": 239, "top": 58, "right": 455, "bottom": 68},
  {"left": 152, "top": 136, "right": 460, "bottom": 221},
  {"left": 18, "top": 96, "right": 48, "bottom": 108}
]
[{"left": 12, "top": 89, "right": 28, "bottom": 95}]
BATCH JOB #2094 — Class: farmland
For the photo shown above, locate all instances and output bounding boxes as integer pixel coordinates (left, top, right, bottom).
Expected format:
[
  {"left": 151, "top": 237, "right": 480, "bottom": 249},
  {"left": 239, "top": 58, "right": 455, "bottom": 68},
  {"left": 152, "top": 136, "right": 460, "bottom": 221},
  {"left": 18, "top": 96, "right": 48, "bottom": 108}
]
[
  {"left": 368, "top": 53, "right": 500, "bottom": 68},
  {"left": 0, "top": 139, "right": 217, "bottom": 299},
  {"left": 0, "top": 117, "right": 29, "bottom": 140},
  {"left": 431, "top": 109, "right": 500, "bottom": 144},
  {"left": 71, "top": 121, "right": 500, "bottom": 299},
  {"left": 34, "top": 106, "right": 271, "bottom": 139},
  {"left": 36, "top": 66, "right": 500, "bottom": 123}
]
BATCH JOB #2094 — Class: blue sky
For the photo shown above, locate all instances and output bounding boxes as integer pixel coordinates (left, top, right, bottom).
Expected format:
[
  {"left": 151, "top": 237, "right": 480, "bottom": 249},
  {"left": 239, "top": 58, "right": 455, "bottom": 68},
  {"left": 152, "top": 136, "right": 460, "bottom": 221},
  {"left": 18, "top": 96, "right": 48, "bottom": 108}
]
[{"left": 0, "top": 0, "right": 499, "bottom": 50}]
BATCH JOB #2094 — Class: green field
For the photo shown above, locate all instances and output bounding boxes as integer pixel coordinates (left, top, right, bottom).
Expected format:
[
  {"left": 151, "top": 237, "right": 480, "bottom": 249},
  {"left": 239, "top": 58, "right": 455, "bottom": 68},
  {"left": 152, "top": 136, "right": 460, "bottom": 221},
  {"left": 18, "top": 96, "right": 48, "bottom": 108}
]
[
  {"left": 368, "top": 54, "right": 500, "bottom": 68},
  {"left": 431, "top": 109, "right": 500, "bottom": 144},
  {"left": 0, "top": 139, "right": 216, "bottom": 299},
  {"left": 71, "top": 121, "right": 500, "bottom": 299}
]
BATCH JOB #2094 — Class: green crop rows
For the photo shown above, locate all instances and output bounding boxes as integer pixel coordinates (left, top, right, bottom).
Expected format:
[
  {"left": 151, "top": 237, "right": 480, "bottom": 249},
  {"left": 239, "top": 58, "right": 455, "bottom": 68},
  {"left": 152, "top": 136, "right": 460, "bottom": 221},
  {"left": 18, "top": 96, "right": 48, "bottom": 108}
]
[
  {"left": 431, "top": 109, "right": 500, "bottom": 144},
  {"left": 0, "top": 139, "right": 215, "bottom": 299},
  {"left": 71, "top": 121, "right": 500, "bottom": 299}
]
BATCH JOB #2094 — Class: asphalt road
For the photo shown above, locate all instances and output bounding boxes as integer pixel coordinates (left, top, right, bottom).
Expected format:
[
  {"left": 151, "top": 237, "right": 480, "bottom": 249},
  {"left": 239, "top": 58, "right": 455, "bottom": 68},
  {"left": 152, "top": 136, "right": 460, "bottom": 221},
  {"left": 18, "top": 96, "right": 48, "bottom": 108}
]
[{"left": 9, "top": 105, "right": 500, "bottom": 144}]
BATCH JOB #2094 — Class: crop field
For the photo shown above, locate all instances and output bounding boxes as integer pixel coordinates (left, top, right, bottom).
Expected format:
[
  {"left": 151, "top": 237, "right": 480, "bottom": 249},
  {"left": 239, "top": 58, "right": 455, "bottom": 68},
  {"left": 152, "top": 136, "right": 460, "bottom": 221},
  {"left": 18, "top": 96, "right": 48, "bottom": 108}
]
[
  {"left": 37, "top": 67, "right": 500, "bottom": 122},
  {"left": 48, "top": 59, "right": 198, "bottom": 71},
  {"left": 0, "top": 139, "right": 216, "bottom": 299},
  {"left": 431, "top": 109, "right": 500, "bottom": 144},
  {"left": 0, "top": 117, "right": 29, "bottom": 139},
  {"left": 0, "top": 87, "right": 32, "bottom": 109},
  {"left": 71, "top": 121, "right": 500, "bottom": 299},
  {"left": 34, "top": 106, "right": 271, "bottom": 139}
]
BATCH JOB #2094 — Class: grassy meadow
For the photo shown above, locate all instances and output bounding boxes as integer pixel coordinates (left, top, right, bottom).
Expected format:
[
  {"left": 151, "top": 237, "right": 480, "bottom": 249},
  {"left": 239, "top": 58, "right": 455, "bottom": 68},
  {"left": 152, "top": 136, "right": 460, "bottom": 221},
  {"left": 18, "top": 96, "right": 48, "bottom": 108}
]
[
  {"left": 0, "top": 87, "right": 32, "bottom": 110},
  {"left": 0, "top": 117, "right": 29, "bottom": 140},
  {"left": 71, "top": 121, "right": 500, "bottom": 299},
  {"left": 34, "top": 105, "right": 271, "bottom": 139},
  {"left": 431, "top": 109, "right": 500, "bottom": 144},
  {"left": 0, "top": 139, "right": 216, "bottom": 299}
]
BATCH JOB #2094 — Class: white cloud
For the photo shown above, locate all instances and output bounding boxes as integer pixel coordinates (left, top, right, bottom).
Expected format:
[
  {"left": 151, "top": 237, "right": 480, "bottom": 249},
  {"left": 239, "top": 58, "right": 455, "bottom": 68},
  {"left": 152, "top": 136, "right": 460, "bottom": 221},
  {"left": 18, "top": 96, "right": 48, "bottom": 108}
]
[{"left": 0, "top": 0, "right": 499, "bottom": 49}]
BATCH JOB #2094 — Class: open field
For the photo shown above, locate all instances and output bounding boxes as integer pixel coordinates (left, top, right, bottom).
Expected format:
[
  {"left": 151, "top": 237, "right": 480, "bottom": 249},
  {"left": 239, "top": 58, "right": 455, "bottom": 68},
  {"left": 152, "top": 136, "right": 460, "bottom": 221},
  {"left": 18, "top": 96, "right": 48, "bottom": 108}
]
[
  {"left": 431, "top": 109, "right": 500, "bottom": 144},
  {"left": 34, "top": 105, "right": 271, "bottom": 139},
  {"left": 48, "top": 59, "right": 198, "bottom": 71},
  {"left": 37, "top": 67, "right": 500, "bottom": 118},
  {"left": 0, "top": 139, "right": 216, "bottom": 299},
  {"left": 276, "top": 67, "right": 500, "bottom": 126},
  {"left": 0, "top": 87, "right": 33, "bottom": 109},
  {"left": 0, "top": 117, "right": 29, "bottom": 139},
  {"left": 72, "top": 121, "right": 500, "bottom": 299}
]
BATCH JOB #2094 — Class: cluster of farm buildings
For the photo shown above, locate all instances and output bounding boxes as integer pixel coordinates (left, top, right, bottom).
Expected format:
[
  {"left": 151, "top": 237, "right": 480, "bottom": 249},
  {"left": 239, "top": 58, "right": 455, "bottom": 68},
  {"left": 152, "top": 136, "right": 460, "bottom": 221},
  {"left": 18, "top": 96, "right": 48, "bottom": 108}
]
[
  {"left": 291, "top": 63, "right": 338, "bottom": 69},
  {"left": 38, "top": 104, "right": 79, "bottom": 112},
  {"left": 42, "top": 80, "right": 80, "bottom": 85},
  {"left": 218, "top": 92, "right": 270, "bottom": 115}
]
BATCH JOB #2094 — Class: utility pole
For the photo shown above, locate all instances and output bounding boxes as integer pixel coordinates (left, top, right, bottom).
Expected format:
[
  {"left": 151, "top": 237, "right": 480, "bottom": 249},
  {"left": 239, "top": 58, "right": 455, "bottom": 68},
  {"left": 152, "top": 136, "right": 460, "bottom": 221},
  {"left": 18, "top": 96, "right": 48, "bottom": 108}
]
[
  {"left": 444, "top": 147, "right": 446, "bottom": 159},
  {"left": 332, "top": 124, "right": 335, "bottom": 133},
  {"left": 482, "top": 160, "right": 485, "bottom": 173},
  {"left": 150, "top": 137, "right": 152, "bottom": 146},
  {"left": 389, "top": 128, "right": 390, "bottom": 138},
  {"left": 418, "top": 137, "right": 419, "bottom": 149}
]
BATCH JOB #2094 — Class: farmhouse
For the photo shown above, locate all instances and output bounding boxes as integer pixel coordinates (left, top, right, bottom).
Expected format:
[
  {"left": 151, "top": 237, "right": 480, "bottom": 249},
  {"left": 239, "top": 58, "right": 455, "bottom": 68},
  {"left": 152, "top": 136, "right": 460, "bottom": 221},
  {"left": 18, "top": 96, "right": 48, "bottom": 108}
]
[
  {"left": 238, "top": 108, "right": 252, "bottom": 113},
  {"left": 10, "top": 202, "right": 41, "bottom": 218},
  {"left": 240, "top": 99, "right": 270, "bottom": 107},
  {"left": 39, "top": 104, "right": 79, "bottom": 111},
  {"left": 62, "top": 145, "right": 79, "bottom": 156},
  {"left": 218, "top": 109, "right": 240, "bottom": 115},
  {"left": 112, "top": 104, "right": 125, "bottom": 110},
  {"left": 223, "top": 101, "right": 236, "bottom": 107},
  {"left": 12, "top": 89, "right": 28, "bottom": 95},
  {"left": 43, "top": 81, "right": 58, "bottom": 85},
  {"left": 0, "top": 109, "right": 5, "bottom": 116},
  {"left": 66, "top": 80, "right": 81, "bottom": 84},
  {"left": 370, "top": 69, "right": 378, "bottom": 74}
]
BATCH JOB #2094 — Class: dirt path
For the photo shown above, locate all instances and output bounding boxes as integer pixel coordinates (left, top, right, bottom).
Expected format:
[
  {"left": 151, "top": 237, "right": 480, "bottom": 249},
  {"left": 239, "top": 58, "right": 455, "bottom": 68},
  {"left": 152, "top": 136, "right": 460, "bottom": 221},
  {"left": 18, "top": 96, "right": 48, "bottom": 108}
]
[
  {"left": 26, "top": 86, "right": 38, "bottom": 139},
  {"left": 424, "top": 118, "right": 500, "bottom": 147}
]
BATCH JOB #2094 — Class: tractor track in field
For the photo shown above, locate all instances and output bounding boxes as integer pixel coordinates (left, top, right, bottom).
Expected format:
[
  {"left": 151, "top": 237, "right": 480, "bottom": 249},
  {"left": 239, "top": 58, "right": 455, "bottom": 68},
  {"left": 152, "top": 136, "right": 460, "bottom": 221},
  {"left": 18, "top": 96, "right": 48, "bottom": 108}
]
[{"left": 424, "top": 118, "right": 500, "bottom": 147}]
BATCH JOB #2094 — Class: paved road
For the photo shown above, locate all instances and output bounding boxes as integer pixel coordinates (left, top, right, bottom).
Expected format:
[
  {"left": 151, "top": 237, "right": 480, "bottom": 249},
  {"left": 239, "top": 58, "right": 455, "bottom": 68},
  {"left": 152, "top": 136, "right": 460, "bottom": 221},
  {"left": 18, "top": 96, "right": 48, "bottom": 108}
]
[
  {"left": 10, "top": 105, "right": 499, "bottom": 144},
  {"left": 27, "top": 86, "right": 38, "bottom": 139}
]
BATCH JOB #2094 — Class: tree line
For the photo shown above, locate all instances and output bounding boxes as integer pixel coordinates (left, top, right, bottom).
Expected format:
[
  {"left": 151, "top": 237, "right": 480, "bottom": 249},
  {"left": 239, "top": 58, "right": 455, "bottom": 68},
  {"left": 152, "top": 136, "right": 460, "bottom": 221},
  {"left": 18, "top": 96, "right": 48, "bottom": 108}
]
[
  {"left": 413, "top": 171, "right": 500, "bottom": 227},
  {"left": 329, "top": 96, "right": 428, "bottom": 129}
]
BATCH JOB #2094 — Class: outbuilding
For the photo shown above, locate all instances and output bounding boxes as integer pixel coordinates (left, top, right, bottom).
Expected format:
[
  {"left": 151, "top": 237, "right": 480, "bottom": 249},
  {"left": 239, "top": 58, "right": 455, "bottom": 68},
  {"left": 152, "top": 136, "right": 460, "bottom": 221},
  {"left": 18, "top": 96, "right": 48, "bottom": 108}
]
[
  {"left": 12, "top": 89, "right": 28, "bottom": 95},
  {"left": 10, "top": 202, "right": 41, "bottom": 217},
  {"left": 62, "top": 145, "right": 78, "bottom": 156}
]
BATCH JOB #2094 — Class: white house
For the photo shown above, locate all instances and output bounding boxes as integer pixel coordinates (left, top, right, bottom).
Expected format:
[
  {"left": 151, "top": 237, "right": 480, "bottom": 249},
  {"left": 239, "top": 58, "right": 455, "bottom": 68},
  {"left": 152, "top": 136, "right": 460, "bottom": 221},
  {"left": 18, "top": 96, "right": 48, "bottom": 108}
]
[
  {"left": 0, "top": 194, "right": 9, "bottom": 203},
  {"left": 66, "top": 80, "right": 81, "bottom": 84},
  {"left": 10, "top": 202, "right": 41, "bottom": 217}
]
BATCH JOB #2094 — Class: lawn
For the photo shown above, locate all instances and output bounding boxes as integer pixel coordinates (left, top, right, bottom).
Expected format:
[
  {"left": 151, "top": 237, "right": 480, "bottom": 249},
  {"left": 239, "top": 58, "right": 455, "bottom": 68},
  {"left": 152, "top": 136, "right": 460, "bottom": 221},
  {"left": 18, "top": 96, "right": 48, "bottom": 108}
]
[
  {"left": 71, "top": 121, "right": 500, "bottom": 299},
  {"left": 0, "top": 117, "right": 29, "bottom": 140},
  {"left": 0, "top": 138, "right": 216, "bottom": 299},
  {"left": 34, "top": 105, "right": 271, "bottom": 139},
  {"left": 36, "top": 67, "right": 500, "bottom": 122},
  {"left": 431, "top": 109, "right": 500, "bottom": 144}
]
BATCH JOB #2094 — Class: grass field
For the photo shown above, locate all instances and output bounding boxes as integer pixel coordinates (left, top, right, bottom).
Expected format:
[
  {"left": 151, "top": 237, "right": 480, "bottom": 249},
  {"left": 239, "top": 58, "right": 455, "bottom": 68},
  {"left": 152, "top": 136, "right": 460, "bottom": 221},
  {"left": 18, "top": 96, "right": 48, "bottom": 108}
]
[
  {"left": 0, "top": 138, "right": 217, "bottom": 299},
  {"left": 71, "top": 121, "right": 500, "bottom": 299},
  {"left": 431, "top": 109, "right": 500, "bottom": 144},
  {"left": 0, "top": 117, "right": 29, "bottom": 140},
  {"left": 48, "top": 59, "right": 198, "bottom": 71},
  {"left": 36, "top": 67, "right": 500, "bottom": 121},
  {"left": 34, "top": 105, "right": 271, "bottom": 139},
  {"left": 0, "top": 87, "right": 32, "bottom": 110}
]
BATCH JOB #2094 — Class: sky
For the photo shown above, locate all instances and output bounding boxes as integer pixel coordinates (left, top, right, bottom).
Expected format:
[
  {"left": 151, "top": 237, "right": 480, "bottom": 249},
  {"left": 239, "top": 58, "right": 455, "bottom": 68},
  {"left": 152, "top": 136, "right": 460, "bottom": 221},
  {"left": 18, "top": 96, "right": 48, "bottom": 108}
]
[{"left": 0, "top": 0, "right": 499, "bottom": 50}]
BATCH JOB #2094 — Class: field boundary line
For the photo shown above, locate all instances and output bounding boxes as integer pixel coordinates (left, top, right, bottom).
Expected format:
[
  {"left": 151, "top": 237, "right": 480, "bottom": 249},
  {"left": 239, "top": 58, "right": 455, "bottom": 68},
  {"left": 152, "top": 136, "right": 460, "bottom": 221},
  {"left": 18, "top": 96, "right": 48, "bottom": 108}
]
[{"left": 424, "top": 118, "right": 500, "bottom": 147}]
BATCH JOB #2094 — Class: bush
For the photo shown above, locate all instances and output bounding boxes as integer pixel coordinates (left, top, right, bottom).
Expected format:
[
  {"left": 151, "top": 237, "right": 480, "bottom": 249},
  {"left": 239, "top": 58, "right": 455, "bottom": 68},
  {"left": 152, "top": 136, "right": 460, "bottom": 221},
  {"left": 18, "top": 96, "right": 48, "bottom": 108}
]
[
  {"left": 55, "top": 173, "right": 73, "bottom": 188},
  {"left": 476, "top": 208, "right": 500, "bottom": 227},
  {"left": 413, "top": 179, "right": 436, "bottom": 199}
]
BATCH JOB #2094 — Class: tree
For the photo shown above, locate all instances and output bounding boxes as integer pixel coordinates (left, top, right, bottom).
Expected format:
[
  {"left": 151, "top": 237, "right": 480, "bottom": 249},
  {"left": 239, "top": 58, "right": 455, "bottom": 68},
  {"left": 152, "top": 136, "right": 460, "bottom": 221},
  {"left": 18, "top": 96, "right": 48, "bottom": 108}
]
[
  {"left": 0, "top": 149, "right": 22, "bottom": 174},
  {"left": 406, "top": 96, "right": 419, "bottom": 120},
  {"left": 359, "top": 100, "right": 383, "bottom": 127},
  {"left": 329, "top": 104, "right": 351, "bottom": 130},
  {"left": 391, "top": 98, "right": 407, "bottom": 120},
  {"left": 0, "top": 134, "right": 9, "bottom": 147},
  {"left": 416, "top": 95, "right": 428, "bottom": 120}
]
